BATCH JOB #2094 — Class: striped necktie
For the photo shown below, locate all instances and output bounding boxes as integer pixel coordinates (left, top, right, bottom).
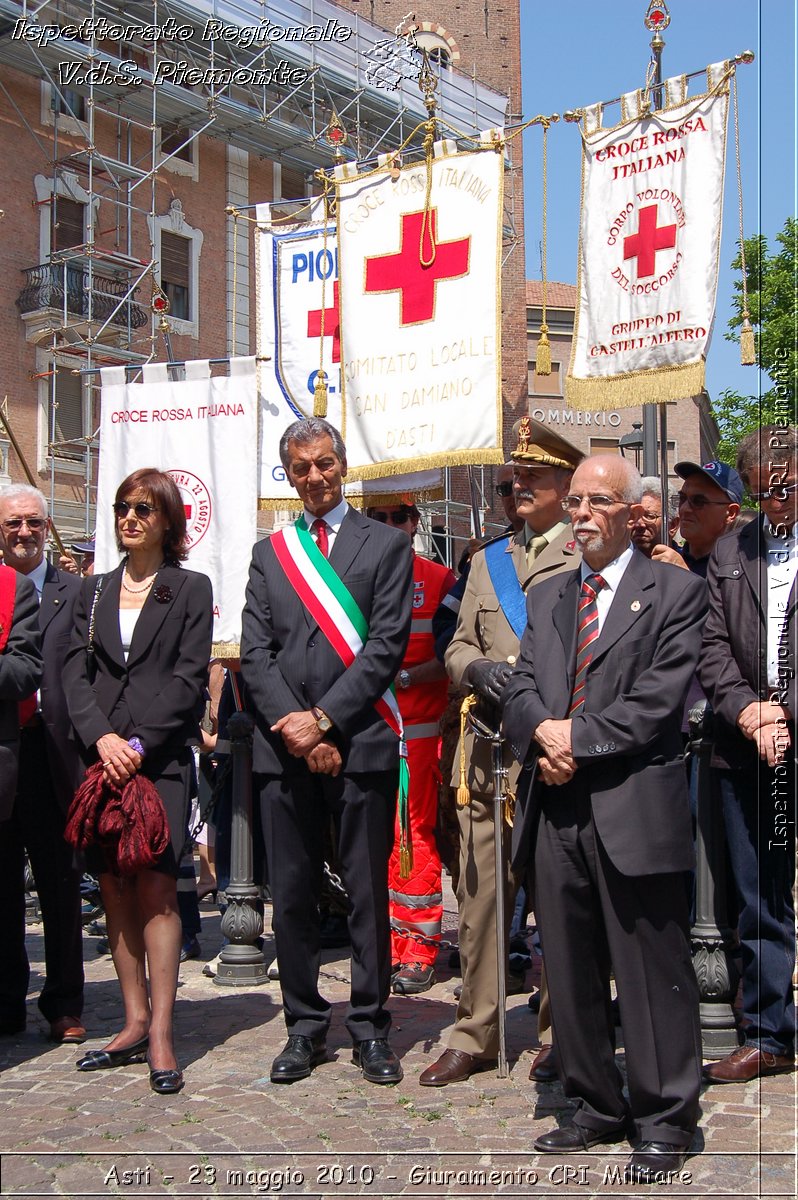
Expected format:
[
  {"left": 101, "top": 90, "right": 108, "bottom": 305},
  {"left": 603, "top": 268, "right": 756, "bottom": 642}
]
[
  {"left": 568, "top": 573, "right": 607, "bottom": 716},
  {"left": 311, "top": 518, "right": 329, "bottom": 558}
]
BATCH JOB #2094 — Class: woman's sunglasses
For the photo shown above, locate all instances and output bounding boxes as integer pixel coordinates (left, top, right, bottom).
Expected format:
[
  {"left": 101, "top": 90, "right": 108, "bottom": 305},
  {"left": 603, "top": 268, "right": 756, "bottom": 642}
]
[{"left": 113, "top": 501, "right": 159, "bottom": 519}]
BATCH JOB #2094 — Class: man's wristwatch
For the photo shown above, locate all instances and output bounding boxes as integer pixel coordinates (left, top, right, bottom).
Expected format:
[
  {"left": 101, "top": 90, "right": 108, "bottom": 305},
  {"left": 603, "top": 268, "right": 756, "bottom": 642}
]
[
  {"left": 312, "top": 706, "right": 333, "bottom": 734},
  {"left": 397, "top": 669, "right": 412, "bottom": 690}
]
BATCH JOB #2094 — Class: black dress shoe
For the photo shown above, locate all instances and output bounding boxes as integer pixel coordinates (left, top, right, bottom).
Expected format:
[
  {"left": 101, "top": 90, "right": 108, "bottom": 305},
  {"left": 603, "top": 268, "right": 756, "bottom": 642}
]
[
  {"left": 270, "top": 1035, "right": 327, "bottom": 1083},
  {"left": 76, "top": 1036, "right": 149, "bottom": 1072},
  {"left": 534, "top": 1122, "right": 629, "bottom": 1153},
  {"left": 626, "top": 1143, "right": 688, "bottom": 1183},
  {"left": 0, "top": 1018, "right": 26, "bottom": 1037},
  {"left": 150, "top": 1068, "right": 185, "bottom": 1094},
  {"left": 352, "top": 1038, "right": 403, "bottom": 1084}
]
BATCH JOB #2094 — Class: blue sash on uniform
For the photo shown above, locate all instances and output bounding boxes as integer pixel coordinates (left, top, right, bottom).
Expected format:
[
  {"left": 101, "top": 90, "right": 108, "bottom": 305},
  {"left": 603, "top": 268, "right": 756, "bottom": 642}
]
[{"left": 484, "top": 537, "right": 527, "bottom": 640}]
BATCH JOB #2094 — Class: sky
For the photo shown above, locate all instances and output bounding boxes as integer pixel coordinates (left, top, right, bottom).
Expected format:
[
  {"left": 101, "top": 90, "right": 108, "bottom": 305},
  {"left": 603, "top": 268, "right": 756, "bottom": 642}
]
[{"left": 520, "top": 0, "right": 796, "bottom": 407}]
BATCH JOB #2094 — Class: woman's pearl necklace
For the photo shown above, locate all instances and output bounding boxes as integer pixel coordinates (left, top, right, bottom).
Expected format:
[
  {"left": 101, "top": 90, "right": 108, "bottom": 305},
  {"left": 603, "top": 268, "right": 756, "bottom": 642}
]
[{"left": 122, "top": 564, "right": 162, "bottom": 595}]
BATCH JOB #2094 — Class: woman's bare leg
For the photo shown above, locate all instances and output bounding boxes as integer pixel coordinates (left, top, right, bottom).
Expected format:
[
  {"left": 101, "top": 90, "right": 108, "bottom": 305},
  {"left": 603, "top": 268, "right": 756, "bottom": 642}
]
[
  {"left": 98, "top": 872, "right": 150, "bottom": 1049},
  {"left": 137, "top": 869, "right": 181, "bottom": 1071}
]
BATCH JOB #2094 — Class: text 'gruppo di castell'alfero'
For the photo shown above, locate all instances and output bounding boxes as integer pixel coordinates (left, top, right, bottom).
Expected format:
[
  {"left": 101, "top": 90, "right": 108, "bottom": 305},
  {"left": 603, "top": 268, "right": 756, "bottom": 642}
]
[{"left": 10, "top": 16, "right": 353, "bottom": 89}]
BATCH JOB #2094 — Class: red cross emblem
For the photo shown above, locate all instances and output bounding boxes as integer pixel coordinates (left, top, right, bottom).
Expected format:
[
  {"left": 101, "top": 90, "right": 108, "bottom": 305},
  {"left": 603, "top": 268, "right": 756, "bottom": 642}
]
[
  {"left": 623, "top": 204, "right": 677, "bottom": 278},
  {"left": 307, "top": 280, "right": 341, "bottom": 363},
  {"left": 364, "top": 209, "right": 470, "bottom": 326}
]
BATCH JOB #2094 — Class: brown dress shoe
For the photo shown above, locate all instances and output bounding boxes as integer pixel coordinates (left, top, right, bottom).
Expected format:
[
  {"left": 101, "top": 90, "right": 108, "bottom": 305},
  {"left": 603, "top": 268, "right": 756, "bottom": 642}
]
[
  {"left": 48, "top": 1017, "right": 87, "bottom": 1044},
  {"left": 703, "top": 1044, "right": 795, "bottom": 1084},
  {"left": 419, "top": 1048, "right": 493, "bottom": 1087},
  {"left": 529, "top": 1044, "right": 558, "bottom": 1082}
]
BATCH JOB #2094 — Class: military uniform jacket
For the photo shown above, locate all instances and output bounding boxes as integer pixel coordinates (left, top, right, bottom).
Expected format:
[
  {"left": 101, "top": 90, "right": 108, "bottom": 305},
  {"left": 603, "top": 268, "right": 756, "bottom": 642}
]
[{"left": 445, "top": 524, "right": 579, "bottom": 796}]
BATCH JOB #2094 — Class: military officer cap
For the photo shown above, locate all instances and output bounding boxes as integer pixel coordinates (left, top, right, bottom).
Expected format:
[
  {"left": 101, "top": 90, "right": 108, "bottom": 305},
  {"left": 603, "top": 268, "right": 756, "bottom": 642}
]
[{"left": 510, "top": 415, "right": 584, "bottom": 470}]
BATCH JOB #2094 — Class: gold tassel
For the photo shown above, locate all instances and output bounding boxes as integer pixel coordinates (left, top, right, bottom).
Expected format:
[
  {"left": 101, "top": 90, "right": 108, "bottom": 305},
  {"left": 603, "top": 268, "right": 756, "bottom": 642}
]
[
  {"left": 399, "top": 842, "right": 413, "bottom": 878},
  {"left": 740, "top": 317, "right": 756, "bottom": 365},
  {"left": 313, "top": 369, "right": 328, "bottom": 417},
  {"left": 535, "top": 324, "right": 552, "bottom": 376},
  {"left": 456, "top": 694, "right": 478, "bottom": 806}
]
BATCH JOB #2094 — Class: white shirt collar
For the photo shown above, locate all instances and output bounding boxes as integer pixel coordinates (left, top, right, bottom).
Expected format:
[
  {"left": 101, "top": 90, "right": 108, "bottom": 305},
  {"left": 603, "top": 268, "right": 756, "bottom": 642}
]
[
  {"left": 303, "top": 496, "right": 349, "bottom": 534},
  {"left": 579, "top": 542, "right": 634, "bottom": 591}
]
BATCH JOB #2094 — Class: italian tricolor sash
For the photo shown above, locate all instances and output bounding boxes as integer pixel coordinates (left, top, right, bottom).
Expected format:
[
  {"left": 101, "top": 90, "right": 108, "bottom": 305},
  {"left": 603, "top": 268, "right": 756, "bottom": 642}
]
[{"left": 271, "top": 517, "right": 412, "bottom": 874}]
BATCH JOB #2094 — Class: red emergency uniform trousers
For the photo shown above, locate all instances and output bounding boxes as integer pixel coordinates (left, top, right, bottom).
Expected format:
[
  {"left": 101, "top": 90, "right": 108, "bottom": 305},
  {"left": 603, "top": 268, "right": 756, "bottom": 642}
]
[{"left": 388, "top": 554, "right": 456, "bottom": 967}]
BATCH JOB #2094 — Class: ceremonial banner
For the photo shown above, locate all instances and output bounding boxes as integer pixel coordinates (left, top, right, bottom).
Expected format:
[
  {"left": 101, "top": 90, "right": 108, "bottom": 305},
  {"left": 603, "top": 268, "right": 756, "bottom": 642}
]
[
  {"left": 255, "top": 208, "right": 442, "bottom": 505},
  {"left": 566, "top": 65, "right": 731, "bottom": 409},
  {"left": 335, "top": 141, "right": 504, "bottom": 478},
  {"left": 96, "top": 358, "right": 257, "bottom": 654}
]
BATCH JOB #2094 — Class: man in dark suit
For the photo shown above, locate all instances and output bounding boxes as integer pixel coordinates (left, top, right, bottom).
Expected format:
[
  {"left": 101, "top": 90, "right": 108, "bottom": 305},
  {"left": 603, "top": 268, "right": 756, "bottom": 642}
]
[
  {"left": 503, "top": 454, "right": 707, "bottom": 1183},
  {"left": 699, "top": 426, "right": 797, "bottom": 1084},
  {"left": 0, "top": 485, "right": 83, "bottom": 1042},
  {"left": 241, "top": 418, "right": 413, "bottom": 1085}
]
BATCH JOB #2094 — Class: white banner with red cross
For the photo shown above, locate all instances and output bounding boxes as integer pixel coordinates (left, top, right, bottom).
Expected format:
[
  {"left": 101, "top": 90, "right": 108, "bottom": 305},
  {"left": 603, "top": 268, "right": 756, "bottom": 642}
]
[
  {"left": 255, "top": 207, "right": 442, "bottom": 505},
  {"left": 334, "top": 142, "right": 504, "bottom": 478},
  {"left": 95, "top": 358, "right": 257, "bottom": 654},
  {"left": 566, "top": 64, "right": 731, "bottom": 409}
]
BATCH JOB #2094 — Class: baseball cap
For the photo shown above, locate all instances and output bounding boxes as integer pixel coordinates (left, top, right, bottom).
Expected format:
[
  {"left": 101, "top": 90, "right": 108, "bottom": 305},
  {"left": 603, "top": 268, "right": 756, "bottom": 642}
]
[
  {"left": 674, "top": 460, "right": 743, "bottom": 505},
  {"left": 71, "top": 539, "right": 95, "bottom": 554}
]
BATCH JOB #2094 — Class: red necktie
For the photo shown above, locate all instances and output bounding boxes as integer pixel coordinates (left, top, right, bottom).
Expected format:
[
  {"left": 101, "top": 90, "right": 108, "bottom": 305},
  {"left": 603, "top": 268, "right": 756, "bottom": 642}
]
[
  {"left": 568, "top": 573, "right": 607, "bottom": 716},
  {"left": 311, "top": 518, "right": 329, "bottom": 558},
  {"left": 18, "top": 695, "right": 37, "bottom": 727}
]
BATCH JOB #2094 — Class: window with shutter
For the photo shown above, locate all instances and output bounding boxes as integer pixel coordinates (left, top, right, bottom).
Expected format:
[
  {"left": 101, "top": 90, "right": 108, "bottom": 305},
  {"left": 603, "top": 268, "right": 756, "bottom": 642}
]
[
  {"left": 280, "top": 167, "right": 306, "bottom": 200},
  {"left": 51, "top": 370, "right": 84, "bottom": 461},
  {"left": 53, "top": 199, "right": 85, "bottom": 250},
  {"left": 161, "top": 232, "right": 190, "bottom": 320}
]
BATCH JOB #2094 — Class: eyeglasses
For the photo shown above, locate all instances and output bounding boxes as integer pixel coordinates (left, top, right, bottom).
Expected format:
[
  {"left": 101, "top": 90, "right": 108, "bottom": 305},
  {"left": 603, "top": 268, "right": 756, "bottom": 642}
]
[
  {"left": 495, "top": 481, "right": 514, "bottom": 498},
  {"left": 750, "top": 482, "right": 798, "bottom": 502},
  {"left": 1, "top": 517, "right": 46, "bottom": 532},
  {"left": 676, "top": 492, "right": 729, "bottom": 510},
  {"left": 562, "top": 495, "right": 624, "bottom": 513},
  {"left": 370, "top": 510, "right": 412, "bottom": 525},
  {"left": 113, "top": 501, "right": 159, "bottom": 519},
  {"left": 635, "top": 512, "right": 662, "bottom": 525}
]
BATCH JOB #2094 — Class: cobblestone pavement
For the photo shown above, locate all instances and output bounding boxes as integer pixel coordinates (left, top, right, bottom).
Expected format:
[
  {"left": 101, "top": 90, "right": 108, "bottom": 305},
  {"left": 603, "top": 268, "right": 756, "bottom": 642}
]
[{"left": 1, "top": 884, "right": 795, "bottom": 1200}]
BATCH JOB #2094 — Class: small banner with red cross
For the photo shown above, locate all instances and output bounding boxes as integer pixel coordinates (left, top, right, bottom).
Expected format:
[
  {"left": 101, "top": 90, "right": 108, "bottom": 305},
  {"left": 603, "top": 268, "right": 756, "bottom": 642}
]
[
  {"left": 255, "top": 206, "right": 443, "bottom": 505},
  {"left": 566, "top": 62, "right": 732, "bottom": 410},
  {"left": 334, "top": 142, "right": 504, "bottom": 478}
]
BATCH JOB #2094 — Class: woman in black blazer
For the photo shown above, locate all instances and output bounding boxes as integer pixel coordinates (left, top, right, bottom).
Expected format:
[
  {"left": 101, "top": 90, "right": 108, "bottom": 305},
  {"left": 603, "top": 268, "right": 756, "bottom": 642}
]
[{"left": 64, "top": 468, "right": 213, "bottom": 1094}]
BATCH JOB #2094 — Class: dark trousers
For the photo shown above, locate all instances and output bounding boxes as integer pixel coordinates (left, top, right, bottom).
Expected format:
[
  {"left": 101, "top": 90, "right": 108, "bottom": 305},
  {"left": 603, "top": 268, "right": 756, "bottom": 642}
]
[
  {"left": 534, "top": 779, "right": 702, "bottom": 1149},
  {"left": 259, "top": 769, "right": 396, "bottom": 1043},
  {"left": 0, "top": 726, "right": 84, "bottom": 1025},
  {"left": 718, "top": 761, "right": 796, "bottom": 1055}
]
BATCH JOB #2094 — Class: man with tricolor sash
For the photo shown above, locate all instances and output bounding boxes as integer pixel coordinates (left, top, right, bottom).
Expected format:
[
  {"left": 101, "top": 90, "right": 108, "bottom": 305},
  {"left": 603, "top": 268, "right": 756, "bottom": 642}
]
[
  {"left": 420, "top": 418, "right": 582, "bottom": 1087},
  {"left": 241, "top": 418, "right": 413, "bottom": 1087}
]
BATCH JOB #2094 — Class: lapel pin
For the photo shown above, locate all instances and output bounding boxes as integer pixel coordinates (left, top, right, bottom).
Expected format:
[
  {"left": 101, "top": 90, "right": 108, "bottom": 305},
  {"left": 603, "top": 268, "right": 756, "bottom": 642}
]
[{"left": 630, "top": 599, "right": 641, "bottom": 611}]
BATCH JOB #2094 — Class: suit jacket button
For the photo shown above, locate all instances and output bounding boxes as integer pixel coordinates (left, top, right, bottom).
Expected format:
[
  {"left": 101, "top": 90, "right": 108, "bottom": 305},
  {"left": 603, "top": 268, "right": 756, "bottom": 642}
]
[
  {"left": 308, "top": 638, "right": 316, "bottom": 648},
  {"left": 588, "top": 746, "right": 595, "bottom": 755},
  {"left": 609, "top": 742, "right": 616, "bottom": 750}
]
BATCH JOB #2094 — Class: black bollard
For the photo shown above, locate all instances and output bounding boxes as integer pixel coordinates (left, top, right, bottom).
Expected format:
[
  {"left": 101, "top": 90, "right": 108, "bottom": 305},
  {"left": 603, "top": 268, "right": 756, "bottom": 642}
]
[
  {"left": 215, "top": 711, "right": 268, "bottom": 986},
  {"left": 688, "top": 700, "right": 739, "bottom": 1057}
]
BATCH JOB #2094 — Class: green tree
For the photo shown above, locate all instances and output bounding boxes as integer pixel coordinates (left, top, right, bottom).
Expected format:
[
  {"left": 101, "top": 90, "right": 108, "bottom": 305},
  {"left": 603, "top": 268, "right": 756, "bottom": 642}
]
[{"left": 713, "top": 216, "right": 796, "bottom": 464}]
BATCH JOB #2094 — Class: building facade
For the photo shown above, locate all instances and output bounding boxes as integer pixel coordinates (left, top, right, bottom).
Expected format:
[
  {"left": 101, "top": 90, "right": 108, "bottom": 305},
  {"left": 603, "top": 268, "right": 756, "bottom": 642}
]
[{"left": 0, "top": 0, "right": 524, "bottom": 554}]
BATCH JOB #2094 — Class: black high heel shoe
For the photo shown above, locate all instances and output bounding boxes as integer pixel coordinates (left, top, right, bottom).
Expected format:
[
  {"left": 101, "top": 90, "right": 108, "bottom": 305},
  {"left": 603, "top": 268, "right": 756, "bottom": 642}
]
[
  {"left": 149, "top": 1066, "right": 184, "bottom": 1094},
  {"left": 76, "top": 1035, "right": 149, "bottom": 1072}
]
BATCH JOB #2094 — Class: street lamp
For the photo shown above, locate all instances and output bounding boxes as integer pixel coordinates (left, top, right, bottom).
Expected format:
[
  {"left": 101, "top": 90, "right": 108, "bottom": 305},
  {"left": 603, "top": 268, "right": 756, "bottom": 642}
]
[{"left": 619, "top": 421, "right": 644, "bottom": 471}]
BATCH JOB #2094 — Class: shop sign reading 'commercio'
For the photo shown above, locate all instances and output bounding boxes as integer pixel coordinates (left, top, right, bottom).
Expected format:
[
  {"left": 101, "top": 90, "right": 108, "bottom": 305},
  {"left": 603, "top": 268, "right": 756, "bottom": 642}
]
[{"left": 530, "top": 408, "right": 623, "bottom": 428}]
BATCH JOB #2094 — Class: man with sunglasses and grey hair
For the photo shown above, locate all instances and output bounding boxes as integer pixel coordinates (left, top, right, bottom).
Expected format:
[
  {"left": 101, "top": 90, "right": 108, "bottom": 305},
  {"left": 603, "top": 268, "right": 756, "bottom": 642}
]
[{"left": 0, "top": 484, "right": 84, "bottom": 1044}]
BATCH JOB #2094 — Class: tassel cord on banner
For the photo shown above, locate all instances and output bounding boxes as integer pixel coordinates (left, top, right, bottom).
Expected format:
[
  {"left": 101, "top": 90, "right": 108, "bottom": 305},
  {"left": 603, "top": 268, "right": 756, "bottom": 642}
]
[
  {"left": 534, "top": 117, "right": 554, "bottom": 376},
  {"left": 731, "top": 73, "right": 755, "bottom": 366}
]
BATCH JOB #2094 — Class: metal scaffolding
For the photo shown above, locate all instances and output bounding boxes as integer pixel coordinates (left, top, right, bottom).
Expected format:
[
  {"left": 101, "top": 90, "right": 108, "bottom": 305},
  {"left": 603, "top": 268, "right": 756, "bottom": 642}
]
[{"left": 0, "top": 0, "right": 517, "bottom": 543}]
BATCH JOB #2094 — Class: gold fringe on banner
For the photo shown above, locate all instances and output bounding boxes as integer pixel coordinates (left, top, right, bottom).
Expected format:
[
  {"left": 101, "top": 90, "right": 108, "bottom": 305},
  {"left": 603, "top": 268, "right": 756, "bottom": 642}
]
[
  {"left": 565, "top": 360, "right": 706, "bottom": 411},
  {"left": 347, "top": 448, "right": 504, "bottom": 483},
  {"left": 535, "top": 117, "right": 553, "bottom": 376},
  {"left": 212, "top": 641, "right": 241, "bottom": 659}
]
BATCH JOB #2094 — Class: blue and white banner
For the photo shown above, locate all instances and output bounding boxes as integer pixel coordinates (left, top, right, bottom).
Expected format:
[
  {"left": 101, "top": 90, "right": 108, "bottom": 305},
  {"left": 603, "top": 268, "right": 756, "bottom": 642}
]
[{"left": 255, "top": 205, "right": 441, "bottom": 505}]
